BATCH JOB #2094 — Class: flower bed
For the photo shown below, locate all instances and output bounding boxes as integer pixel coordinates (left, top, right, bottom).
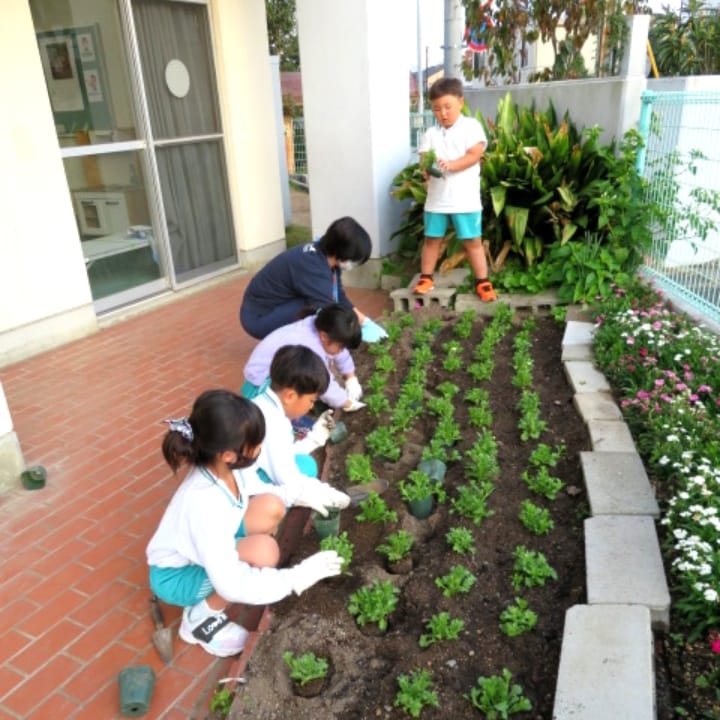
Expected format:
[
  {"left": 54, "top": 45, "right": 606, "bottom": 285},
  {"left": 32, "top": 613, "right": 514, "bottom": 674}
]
[{"left": 235, "top": 306, "right": 590, "bottom": 719}]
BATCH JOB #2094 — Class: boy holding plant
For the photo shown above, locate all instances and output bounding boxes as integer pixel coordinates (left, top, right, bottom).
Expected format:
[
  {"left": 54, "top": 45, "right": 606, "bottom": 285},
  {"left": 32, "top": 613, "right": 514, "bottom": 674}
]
[{"left": 414, "top": 77, "right": 496, "bottom": 302}]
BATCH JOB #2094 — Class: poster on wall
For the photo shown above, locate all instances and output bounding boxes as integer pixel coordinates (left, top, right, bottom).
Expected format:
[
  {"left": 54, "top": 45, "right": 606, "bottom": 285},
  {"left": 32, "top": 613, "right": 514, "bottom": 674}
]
[
  {"left": 84, "top": 70, "right": 104, "bottom": 103},
  {"left": 38, "top": 36, "right": 84, "bottom": 112},
  {"left": 77, "top": 32, "right": 96, "bottom": 62}
]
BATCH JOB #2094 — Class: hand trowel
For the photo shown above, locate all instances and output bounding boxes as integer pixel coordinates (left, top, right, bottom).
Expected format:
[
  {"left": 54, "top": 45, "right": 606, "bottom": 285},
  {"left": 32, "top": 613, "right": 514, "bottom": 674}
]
[
  {"left": 346, "top": 478, "right": 389, "bottom": 507},
  {"left": 150, "top": 595, "right": 173, "bottom": 664}
]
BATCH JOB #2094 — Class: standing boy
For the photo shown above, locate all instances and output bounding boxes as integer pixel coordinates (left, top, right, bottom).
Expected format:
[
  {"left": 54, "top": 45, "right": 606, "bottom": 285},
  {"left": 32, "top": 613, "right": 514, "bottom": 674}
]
[{"left": 414, "top": 77, "right": 496, "bottom": 302}]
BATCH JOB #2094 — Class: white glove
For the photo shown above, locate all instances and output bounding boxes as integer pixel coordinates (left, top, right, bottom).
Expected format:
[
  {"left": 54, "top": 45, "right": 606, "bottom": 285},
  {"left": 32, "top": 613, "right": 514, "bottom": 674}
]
[
  {"left": 294, "top": 479, "right": 350, "bottom": 516},
  {"left": 301, "top": 410, "right": 335, "bottom": 451},
  {"left": 343, "top": 399, "right": 366, "bottom": 413},
  {"left": 289, "top": 550, "right": 343, "bottom": 595},
  {"left": 345, "top": 376, "right": 363, "bottom": 402}
]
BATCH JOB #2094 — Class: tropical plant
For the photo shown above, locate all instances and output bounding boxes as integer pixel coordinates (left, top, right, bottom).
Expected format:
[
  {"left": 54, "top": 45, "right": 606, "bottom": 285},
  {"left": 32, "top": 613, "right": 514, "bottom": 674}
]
[
  {"left": 348, "top": 580, "right": 400, "bottom": 631},
  {"left": 419, "top": 611, "right": 466, "bottom": 647},
  {"left": 282, "top": 650, "right": 329, "bottom": 686},
  {"left": 649, "top": 0, "right": 720, "bottom": 76},
  {"left": 356, "top": 492, "right": 398, "bottom": 525},
  {"left": 435, "top": 564, "right": 478, "bottom": 598},
  {"left": 465, "top": 668, "right": 532, "bottom": 719},
  {"left": 499, "top": 597, "right": 538, "bottom": 636},
  {"left": 377, "top": 530, "right": 415, "bottom": 563},
  {"left": 394, "top": 668, "right": 440, "bottom": 718}
]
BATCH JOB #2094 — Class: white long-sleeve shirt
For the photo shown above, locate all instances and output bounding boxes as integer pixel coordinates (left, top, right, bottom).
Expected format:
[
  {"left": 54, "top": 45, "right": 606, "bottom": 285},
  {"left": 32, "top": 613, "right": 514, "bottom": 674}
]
[
  {"left": 251, "top": 388, "right": 315, "bottom": 504},
  {"left": 146, "top": 465, "right": 299, "bottom": 605}
]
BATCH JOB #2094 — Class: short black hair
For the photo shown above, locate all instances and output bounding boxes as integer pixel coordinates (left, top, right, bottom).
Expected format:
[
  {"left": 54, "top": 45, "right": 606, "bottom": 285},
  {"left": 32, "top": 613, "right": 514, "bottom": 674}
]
[
  {"left": 316, "top": 217, "right": 371, "bottom": 264},
  {"left": 429, "top": 77, "right": 464, "bottom": 101},
  {"left": 314, "top": 304, "right": 362, "bottom": 350},
  {"left": 269, "top": 345, "right": 330, "bottom": 396}
]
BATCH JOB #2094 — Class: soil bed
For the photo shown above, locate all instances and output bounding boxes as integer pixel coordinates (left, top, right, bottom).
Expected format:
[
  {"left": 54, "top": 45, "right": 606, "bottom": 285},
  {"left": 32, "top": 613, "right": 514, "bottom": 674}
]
[{"left": 235, "top": 309, "right": 591, "bottom": 719}]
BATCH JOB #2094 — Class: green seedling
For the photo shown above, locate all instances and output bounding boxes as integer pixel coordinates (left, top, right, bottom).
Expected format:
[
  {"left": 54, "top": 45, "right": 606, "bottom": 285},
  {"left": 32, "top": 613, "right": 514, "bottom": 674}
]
[
  {"left": 377, "top": 530, "right": 414, "bottom": 563},
  {"left": 441, "top": 340, "right": 464, "bottom": 371},
  {"left": 436, "top": 381, "right": 460, "bottom": 399},
  {"left": 209, "top": 685, "right": 233, "bottom": 717},
  {"left": 399, "top": 470, "right": 446, "bottom": 504},
  {"left": 528, "top": 442, "right": 566, "bottom": 468},
  {"left": 375, "top": 354, "right": 396, "bottom": 373},
  {"left": 366, "top": 426, "right": 402, "bottom": 462},
  {"left": 319, "top": 531, "right": 354, "bottom": 572},
  {"left": 394, "top": 668, "right": 440, "bottom": 718},
  {"left": 348, "top": 580, "right": 399, "bottom": 632},
  {"left": 364, "top": 392, "right": 391, "bottom": 416},
  {"left": 420, "top": 148, "right": 444, "bottom": 178},
  {"left": 282, "top": 651, "right": 329, "bottom": 686},
  {"left": 446, "top": 526, "right": 476, "bottom": 556},
  {"left": 465, "top": 668, "right": 532, "bottom": 718},
  {"left": 345, "top": 453, "right": 376, "bottom": 484},
  {"left": 365, "top": 373, "right": 388, "bottom": 393},
  {"left": 435, "top": 564, "right": 477, "bottom": 598},
  {"left": 450, "top": 481, "right": 495, "bottom": 526},
  {"left": 521, "top": 466, "right": 565, "bottom": 500},
  {"left": 356, "top": 492, "right": 398, "bottom": 525},
  {"left": 499, "top": 597, "right": 538, "bottom": 637},
  {"left": 512, "top": 545, "right": 558, "bottom": 590},
  {"left": 518, "top": 499, "right": 555, "bottom": 535},
  {"left": 419, "top": 611, "right": 465, "bottom": 647}
]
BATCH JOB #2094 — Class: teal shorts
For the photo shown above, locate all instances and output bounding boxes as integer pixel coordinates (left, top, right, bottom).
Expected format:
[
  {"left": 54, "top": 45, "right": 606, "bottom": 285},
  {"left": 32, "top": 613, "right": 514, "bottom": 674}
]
[
  {"left": 424, "top": 211, "right": 482, "bottom": 240},
  {"left": 149, "top": 520, "right": 247, "bottom": 607}
]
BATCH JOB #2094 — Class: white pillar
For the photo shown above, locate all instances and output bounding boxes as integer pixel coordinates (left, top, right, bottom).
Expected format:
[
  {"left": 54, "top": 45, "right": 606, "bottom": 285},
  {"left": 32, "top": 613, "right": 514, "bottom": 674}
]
[
  {"left": 443, "top": 0, "right": 465, "bottom": 79},
  {"left": 270, "top": 56, "right": 292, "bottom": 227},
  {"left": 0, "top": 382, "right": 24, "bottom": 493},
  {"left": 296, "top": 0, "right": 411, "bottom": 283},
  {"left": 620, "top": 15, "right": 651, "bottom": 78}
]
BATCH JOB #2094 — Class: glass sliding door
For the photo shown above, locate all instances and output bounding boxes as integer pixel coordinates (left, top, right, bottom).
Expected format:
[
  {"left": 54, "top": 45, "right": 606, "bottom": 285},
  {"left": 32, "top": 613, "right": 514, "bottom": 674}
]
[
  {"left": 132, "top": 0, "right": 237, "bottom": 282},
  {"left": 30, "top": 0, "right": 166, "bottom": 310}
]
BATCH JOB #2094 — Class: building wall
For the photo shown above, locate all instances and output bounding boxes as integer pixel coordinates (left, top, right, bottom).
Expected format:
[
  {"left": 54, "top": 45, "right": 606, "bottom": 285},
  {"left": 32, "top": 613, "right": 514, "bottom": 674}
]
[{"left": 0, "top": 0, "right": 283, "bottom": 367}]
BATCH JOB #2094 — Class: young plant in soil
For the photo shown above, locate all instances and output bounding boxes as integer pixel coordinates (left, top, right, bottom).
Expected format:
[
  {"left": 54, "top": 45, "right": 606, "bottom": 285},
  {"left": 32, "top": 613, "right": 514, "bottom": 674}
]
[
  {"left": 453, "top": 309, "right": 477, "bottom": 339},
  {"left": 345, "top": 453, "right": 376, "bottom": 484},
  {"left": 499, "top": 597, "right": 538, "bottom": 637},
  {"left": 441, "top": 340, "right": 464, "bottom": 371},
  {"left": 364, "top": 392, "right": 391, "bottom": 416},
  {"left": 518, "top": 499, "right": 555, "bottom": 535},
  {"left": 517, "top": 389, "right": 548, "bottom": 441},
  {"left": 435, "top": 564, "right": 478, "bottom": 598},
  {"left": 465, "top": 431, "right": 500, "bottom": 483},
  {"left": 394, "top": 668, "right": 440, "bottom": 718},
  {"left": 465, "top": 668, "right": 532, "bottom": 719},
  {"left": 366, "top": 425, "right": 402, "bottom": 462},
  {"left": 365, "top": 372, "right": 388, "bottom": 394},
  {"left": 399, "top": 470, "right": 447, "bottom": 504},
  {"left": 355, "top": 492, "right": 398, "bottom": 525},
  {"left": 283, "top": 651, "right": 329, "bottom": 686},
  {"left": 521, "top": 466, "right": 565, "bottom": 500},
  {"left": 319, "top": 531, "right": 354, "bottom": 572},
  {"left": 419, "top": 611, "right": 466, "bottom": 648},
  {"left": 511, "top": 545, "right": 558, "bottom": 590},
  {"left": 451, "top": 481, "right": 495, "bottom": 526},
  {"left": 347, "top": 579, "right": 400, "bottom": 632},
  {"left": 376, "top": 529, "right": 414, "bottom": 563},
  {"left": 445, "top": 526, "right": 476, "bottom": 556},
  {"left": 529, "top": 441, "right": 566, "bottom": 468}
]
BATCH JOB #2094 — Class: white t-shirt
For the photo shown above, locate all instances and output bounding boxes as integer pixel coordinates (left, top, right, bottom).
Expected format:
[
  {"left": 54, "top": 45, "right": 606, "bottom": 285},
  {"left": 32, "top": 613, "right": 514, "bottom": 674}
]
[{"left": 419, "top": 115, "right": 487, "bottom": 214}]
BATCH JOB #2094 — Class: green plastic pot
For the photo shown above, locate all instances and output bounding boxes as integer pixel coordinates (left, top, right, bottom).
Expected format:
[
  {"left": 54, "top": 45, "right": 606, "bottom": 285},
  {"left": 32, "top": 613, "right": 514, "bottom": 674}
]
[
  {"left": 407, "top": 495, "right": 433, "bottom": 520},
  {"left": 118, "top": 664, "right": 156, "bottom": 717},
  {"left": 20, "top": 465, "right": 47, "bottom": 491},
  {"left": 329, "top": 421, "right": 348, "bottom": 444},
  {"left": 418, "top": 459, "right": 446, "bottom": 484},
  {"left": 312, "top": 508, "right": 341, "bottom": 538}
]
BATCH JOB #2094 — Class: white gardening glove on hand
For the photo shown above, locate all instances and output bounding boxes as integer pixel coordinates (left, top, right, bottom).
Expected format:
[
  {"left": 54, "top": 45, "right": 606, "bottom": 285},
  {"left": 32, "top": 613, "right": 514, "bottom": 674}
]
[
  {"left": 289, "top": 550, "right": 343, "bottom": 595},
  {"left": 343, "top": 399, "right": 366, "bottom": 413},
  {"left": 294, "top": 479, "right": 349, "bottom": 516},
  {"left": 301, "top": 410, "right": 334, "bottom": 452},
  {"left": 345, "top": 376, "right": 363, "bottom": 402}
]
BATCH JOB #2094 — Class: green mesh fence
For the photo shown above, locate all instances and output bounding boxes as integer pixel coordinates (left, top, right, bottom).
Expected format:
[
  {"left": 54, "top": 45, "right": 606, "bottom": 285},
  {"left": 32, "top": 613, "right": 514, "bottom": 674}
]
[{"left": 638, "top": 90, "right": 720, "bottom": 328}]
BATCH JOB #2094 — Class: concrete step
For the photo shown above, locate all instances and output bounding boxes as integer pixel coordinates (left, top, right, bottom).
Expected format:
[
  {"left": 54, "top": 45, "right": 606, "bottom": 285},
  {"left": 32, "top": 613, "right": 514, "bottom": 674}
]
[
  {"left": 581, "top": 451, "right": 659, "bottom": 517},
  {"left": 553, "top": 604, "right": 654, "bottom": 720},
  {"left": 564, "top": 360, "right": 611, "bottom": 393},
  {"left": 573, "top": 391, "right": 623, "bottom": 423},
  {"left": 585, "top": 515, "right": 670, "bottom": 629},
  {"left": 561, "top": 320, "right": 596, "bottom": 361},
  {"left": 587, "top": 419, "right": 637, "bottom": 452}
]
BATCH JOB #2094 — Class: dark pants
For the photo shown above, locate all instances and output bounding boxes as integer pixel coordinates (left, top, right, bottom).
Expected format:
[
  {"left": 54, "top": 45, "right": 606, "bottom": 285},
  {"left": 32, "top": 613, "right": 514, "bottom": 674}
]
[{"left": 239, "top": 298, "right": 309, "bottom": 340}]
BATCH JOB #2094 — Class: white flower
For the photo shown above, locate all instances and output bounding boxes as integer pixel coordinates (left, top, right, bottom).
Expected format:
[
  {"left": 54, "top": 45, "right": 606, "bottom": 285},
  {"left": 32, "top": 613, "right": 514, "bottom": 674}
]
[
  {"left": 703, "top": 588, "right": 718, "bottom": 602},
  {"left": 673, "top": 528, "right": 688, "bottom": 540}
]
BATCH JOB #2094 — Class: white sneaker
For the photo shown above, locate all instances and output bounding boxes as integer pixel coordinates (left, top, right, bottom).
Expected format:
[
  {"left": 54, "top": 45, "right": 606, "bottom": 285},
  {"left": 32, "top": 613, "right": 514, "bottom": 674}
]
[{"left": 179, "top": 602, "right": 249, "bottom": 657}]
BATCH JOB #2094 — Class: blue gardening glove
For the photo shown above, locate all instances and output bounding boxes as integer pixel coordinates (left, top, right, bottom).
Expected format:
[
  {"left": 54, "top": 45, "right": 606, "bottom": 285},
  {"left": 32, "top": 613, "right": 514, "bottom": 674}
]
[{"left": 361, "top": 318, "right": 388, "bottom": 343}]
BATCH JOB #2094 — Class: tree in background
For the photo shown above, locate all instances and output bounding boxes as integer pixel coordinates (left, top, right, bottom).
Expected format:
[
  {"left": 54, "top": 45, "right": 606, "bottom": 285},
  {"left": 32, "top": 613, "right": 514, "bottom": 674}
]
[
  {"left": 460, "top": 0, "right": 648, "bottom": 83},
  {"left": 649, "top": 0, "right": 720, "bottom": 76},
  {"left": 266, "top": 0, "right": 300, "bottom": 71}
]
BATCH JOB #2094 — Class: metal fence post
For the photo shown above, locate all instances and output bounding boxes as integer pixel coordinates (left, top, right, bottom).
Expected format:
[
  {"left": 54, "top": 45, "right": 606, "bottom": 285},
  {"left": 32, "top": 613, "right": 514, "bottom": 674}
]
[{"left": 636, "top": 90, "right": 655, "bottom": 175}]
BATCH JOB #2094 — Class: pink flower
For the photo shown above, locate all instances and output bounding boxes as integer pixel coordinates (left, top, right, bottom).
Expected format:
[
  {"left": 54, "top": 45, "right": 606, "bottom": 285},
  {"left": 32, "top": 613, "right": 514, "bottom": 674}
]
[
  {"left": 655, "top": 379, "right": 665, "bottom": 388},
  {"left": 626, "top": 336, "right": 635, "bottom": 345},
  {"left": 637, "top": 390, "right": 650, "bottom": 400},
  {"left": 711, "top": 635, "right": 720, "bottom": 654}
]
